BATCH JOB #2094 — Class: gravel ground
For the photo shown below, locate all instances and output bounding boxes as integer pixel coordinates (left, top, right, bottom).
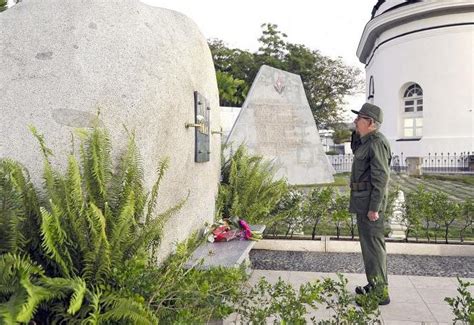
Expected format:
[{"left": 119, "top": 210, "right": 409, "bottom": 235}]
[{"left": 250, "top": 250, "right": 474, "bottom": 278}]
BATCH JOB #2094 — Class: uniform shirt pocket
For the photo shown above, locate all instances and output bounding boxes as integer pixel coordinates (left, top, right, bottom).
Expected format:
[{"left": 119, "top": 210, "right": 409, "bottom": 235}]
[{"left": 354, "top": 147, "right": 370, "bottom": 175}]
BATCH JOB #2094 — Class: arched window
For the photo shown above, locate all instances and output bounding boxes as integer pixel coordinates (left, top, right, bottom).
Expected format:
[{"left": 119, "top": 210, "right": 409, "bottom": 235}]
[{"left": 402, "top": 83, "right": 423, "bottom": 138}]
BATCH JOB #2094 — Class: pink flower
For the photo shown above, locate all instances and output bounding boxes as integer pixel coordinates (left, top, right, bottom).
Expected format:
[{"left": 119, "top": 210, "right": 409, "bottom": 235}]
[{"left": 239, "top": 219, "right": 252, "bottom": 239}]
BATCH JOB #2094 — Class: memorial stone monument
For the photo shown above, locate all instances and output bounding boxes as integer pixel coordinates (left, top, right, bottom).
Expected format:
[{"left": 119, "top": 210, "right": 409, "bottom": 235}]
[
  {"left": 0, "top": 0, "right": 220, "bottom": 262},
  {"left": 226, "top": 65, "right": 335, "bottom": 185}
]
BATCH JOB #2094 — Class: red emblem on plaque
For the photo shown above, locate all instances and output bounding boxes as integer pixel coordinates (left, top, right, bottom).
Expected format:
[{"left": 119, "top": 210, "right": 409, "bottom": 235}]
[{"left": 274, "top": 75, "right": 285, "bottom": 94}]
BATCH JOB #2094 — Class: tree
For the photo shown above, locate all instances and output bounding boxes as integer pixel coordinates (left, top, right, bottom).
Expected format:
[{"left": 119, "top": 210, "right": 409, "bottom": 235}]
[
  {"left": 331, "top": 193, "right": 350, "bottom": 239},
  {"left": 409, "top": 186, "right": 434, "bottom": 242},
  {"left": 459, "top": 199, "right": 473, "bottom": 242},
  {"left": 216, "top": 71, "right": 248, "bottom": 106},
  {"left": 332, "top": 123, "right": 352, "bottom": 144},
  {"left": 285, "top": 45, "right": 362, "bottom": 127},
  {"left": 430, "top": 191, "right": 459, "bottom": 243},
  {"left": 403, "top": 187, "right": 426, "bottom": 242},
  {"left": 304, "top": 187, "right": 334, "bottom": 240},
  {"left": 270, "top": 188, "right": 306, "bottom": 238},
  {"left": 345, "top": 212, "right": 357, "bottom": 240},
  {"left": 255, "top": 23, "right": 287, "bottom": 70},
  {"left": 209, "top": 23, "right": 363, "bottom": 127},
  {"left": 208, "top": 39, "right": 257, "bottom": 105}
]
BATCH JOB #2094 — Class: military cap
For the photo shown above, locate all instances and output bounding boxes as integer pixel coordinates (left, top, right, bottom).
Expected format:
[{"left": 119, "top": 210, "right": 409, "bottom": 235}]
[{"left": 351, "top": 103, "right": 383, "bottom": 123}]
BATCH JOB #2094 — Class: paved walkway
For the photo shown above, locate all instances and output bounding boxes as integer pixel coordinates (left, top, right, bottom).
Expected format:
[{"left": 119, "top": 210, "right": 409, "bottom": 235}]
[{"left": 225, "top": 270, "right": 472, "bottom": 324}]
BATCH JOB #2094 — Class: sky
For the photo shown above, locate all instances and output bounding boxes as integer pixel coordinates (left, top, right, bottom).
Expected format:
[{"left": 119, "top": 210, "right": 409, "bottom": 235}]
[{"left": 141, "top": 0, "right": 376, "bottom": 119}]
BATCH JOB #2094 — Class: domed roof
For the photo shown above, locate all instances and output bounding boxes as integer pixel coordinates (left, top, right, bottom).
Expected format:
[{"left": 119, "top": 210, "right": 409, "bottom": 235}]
[{"left": 371, "top": 0, "right": 422, "bottom": 19}]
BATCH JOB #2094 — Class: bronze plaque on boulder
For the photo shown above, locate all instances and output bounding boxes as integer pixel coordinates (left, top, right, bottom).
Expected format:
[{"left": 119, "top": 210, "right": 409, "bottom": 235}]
[{"left": 194, "top": 91, "right": 210, "bottom": 162}]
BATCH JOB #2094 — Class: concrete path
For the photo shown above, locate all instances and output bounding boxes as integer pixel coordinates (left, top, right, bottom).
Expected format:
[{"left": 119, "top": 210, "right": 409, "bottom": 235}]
[{"left": 227, "top": 270, "right": 473, "bottom": 324}]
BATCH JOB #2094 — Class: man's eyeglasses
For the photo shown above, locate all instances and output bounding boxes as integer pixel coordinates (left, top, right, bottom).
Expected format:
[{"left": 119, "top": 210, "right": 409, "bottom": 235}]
[{"left": 355, "top": 115, "right": 372, "bottom": 122}]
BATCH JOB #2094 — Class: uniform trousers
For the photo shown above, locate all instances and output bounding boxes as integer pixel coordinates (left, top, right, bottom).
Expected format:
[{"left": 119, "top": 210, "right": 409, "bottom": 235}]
[{"left": 357, "top": 212, "right": 388, "bottom": 287}]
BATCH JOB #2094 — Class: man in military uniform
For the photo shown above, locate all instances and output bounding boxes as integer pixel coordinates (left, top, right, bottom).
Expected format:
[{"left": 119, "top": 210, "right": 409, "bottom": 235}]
[{"left": 349, "top": 103, "right": 391, "bottom": 305}]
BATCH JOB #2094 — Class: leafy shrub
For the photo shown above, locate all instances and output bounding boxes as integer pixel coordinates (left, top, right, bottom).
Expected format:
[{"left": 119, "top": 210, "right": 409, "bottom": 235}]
[
  {"left": 305, "top": 187, "right": 335, "bottom": 239},
  {"left": 0, "top": 125, "right": 185, "bottom": 323},
  {"left": 445, "top": 278, "right": 473, "bottom": 325},
  {"left": 331, "top": 193, "right": 350, "bottom": 239},
  {"left": 459, "top": 199, "right": 473, "bottom": 242},
  {"left": 267, "top": 187, "right": 306, "bottom": 237},
  {"left": 216, "top": 145, "right": 288, "bottom": 224},
  {"left": 146, "top": 237, "right": 248, "bottom": 323},
  {"left": 404, "top": 185, "right": 471, "bottom": 243},
  {"left": 231, "top": 273, "right": 381, "bottom": 324}
]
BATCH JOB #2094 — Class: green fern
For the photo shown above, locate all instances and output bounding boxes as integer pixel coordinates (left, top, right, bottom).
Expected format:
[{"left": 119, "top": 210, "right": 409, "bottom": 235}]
[
  {"left": 81, "top": 203, "right": 111, "bottom": 286},
  {"left": 100, "top": 293, "right": 159, "bottom": 324},
  {"left": 110, "top": 129, "right": 146, "bottom": 223},
  {"left": 0, "top": 160, "right": 41, "bottom": 256},
  {"left": 40, "top": 204, "right": 75, "bottom": 278},
  {"left": 82, "top": 287, "right": 102, "bottom": 324},
  {"left": 132, "top": 193, "right": 189, "bottom": 262},
  {"left": 109, "top": 190, "right": 136, "bottom": 265},
  {"left": 0, "top": 161, "right": 27, "bottom": 254},
  {"left": 146, "top": 158, "right": 170, "bottom": 224},
  {"left": 79, "top": 126, "right": 112, "bottom": 211},
  {"left": 1, "top": 124, "right": 185, "bottom": 322},
  {"left": 64, "top": 155, "right": 88, "bottom": 257},
  {"left": 0, "top": 253, "right": 86, "bottom": 323},
  {"left": 217, "top": 145, "right": 288, "bottom": 224}
]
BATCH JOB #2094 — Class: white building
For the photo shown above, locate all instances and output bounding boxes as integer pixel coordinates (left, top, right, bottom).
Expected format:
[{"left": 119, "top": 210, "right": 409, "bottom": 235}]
[{"left": 357, "top": 0, "right": 474, "bottom": 157}]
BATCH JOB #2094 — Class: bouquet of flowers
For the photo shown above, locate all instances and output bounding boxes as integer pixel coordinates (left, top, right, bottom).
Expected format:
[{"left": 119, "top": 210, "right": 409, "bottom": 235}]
[{"left": 206, "top": 216, "right": 263, "bottom": 242}]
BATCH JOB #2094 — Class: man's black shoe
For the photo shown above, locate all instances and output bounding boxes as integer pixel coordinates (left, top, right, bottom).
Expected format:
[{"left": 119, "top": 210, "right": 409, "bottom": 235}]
[
  {"left": 378, "top": 296, "right": 390, "bottom": 305},
  {"left": 355, "top": 283, "right": 373, "bottom": 295},
  {"left": 355, "top": 293, "right": 391, "bottom": 306}
]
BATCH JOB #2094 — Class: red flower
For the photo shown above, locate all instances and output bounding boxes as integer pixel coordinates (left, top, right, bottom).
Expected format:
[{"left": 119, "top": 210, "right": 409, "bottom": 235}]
[{"left": 239, "top": 219, "right": 252, "bottom": 239}]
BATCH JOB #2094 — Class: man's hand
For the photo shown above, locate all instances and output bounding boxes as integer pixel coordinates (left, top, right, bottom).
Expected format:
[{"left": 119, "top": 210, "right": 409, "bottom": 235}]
[{"left": 367, "top": 211, "right": 379, "bottom": 222}]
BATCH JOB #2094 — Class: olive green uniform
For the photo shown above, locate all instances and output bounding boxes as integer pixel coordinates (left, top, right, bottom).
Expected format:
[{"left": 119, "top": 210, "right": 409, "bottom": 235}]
[{"left": 349, "top": 130, "right": 391, "bottom": 289}]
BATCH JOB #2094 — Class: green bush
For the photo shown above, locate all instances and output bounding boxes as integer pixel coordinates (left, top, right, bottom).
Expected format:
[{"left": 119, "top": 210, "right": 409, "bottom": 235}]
[
  {"left": 403, "top": 185, "right": 472, "bottom": 243},
  {"left": 216, "top": 145, "right": 288, "bottom": 224},
  {"left": 124, "top": 236, "right": 248, "bottom": 324},
  {"left": 268, "top": 187, "right": 306, "bottom": 237},
  {"left": 305, "top": 187, "right": 335, "bottom": 239},
  {"left": 231, "top": 274, "right": 381, "bottom": 324},
  {"left": 445, "top": 278, "right": 473, "bottom": 325},
  {"left": 459, "top": 199, "right": 473, "bottom": 242},
  {"left": 331, "top": 192, "right": 350, "bottom": 239},
  {"left": 0, "top": 126, "right": 185, "bottom": 323}
]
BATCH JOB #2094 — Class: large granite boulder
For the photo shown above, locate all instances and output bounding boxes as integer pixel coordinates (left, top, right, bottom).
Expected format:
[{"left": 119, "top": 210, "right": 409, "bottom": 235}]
[
  {"left": 0, "top": 0, "right": 220, "bottom": 262},
  {"left": 226, "top": 65, "right": 335, "bottom": 185}
]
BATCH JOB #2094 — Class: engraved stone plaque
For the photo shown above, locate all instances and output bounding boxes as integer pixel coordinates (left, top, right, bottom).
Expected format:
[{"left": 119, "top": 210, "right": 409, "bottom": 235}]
[
  {"left": 226, "top": 65, "right": 335, "bottom": 184},
  {"left": 194, "top": 91, "right": 210, "bottom": 162}
]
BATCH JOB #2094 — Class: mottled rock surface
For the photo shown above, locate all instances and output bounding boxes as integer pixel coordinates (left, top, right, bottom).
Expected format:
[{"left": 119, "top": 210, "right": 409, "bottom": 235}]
[{"left": 0, "top": 0, "right": 220, "bottom": 262}]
